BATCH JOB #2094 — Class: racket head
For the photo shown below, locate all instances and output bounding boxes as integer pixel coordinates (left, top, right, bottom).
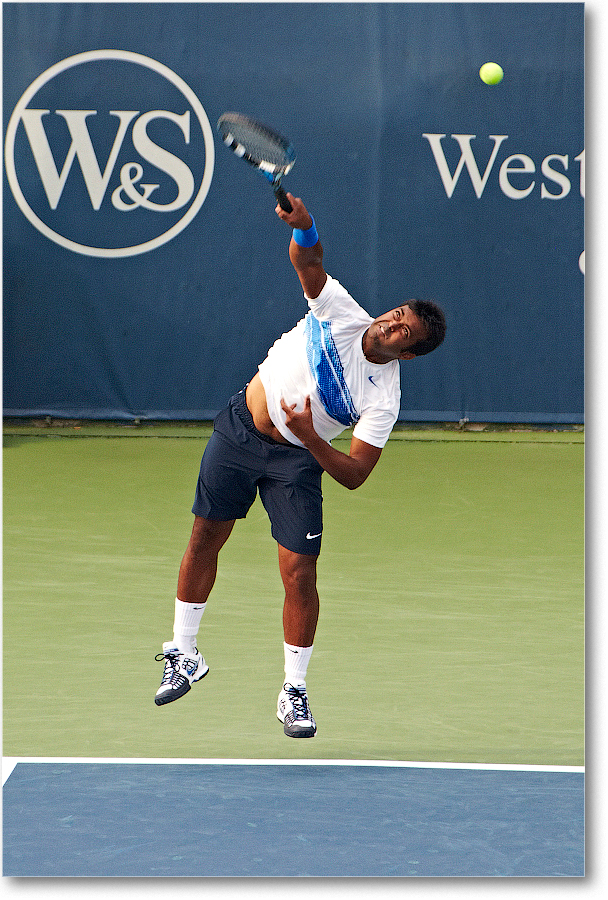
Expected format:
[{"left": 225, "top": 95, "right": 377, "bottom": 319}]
[{"left": 217, "top": 112, "right": 295, "bottom": 178}]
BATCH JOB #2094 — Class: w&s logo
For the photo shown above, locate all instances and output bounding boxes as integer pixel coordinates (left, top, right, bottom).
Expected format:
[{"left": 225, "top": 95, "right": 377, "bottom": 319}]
[{"left": 4, "top": 50, "right": 215, "bottom": 257}]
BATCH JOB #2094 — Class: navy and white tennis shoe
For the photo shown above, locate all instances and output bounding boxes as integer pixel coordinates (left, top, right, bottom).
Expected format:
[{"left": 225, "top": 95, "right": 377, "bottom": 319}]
[
  {"left": 154, "top": 642, "right": 209, "bottom": 705},
  {"left": 277, "top": 682, "right": 317, "bottom": 738}
]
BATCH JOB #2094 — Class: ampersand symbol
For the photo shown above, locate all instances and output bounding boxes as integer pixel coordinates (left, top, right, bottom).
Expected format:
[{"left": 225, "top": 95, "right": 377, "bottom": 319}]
[{"left": 111, "top": 163, "right": 159, "bottom": 210}]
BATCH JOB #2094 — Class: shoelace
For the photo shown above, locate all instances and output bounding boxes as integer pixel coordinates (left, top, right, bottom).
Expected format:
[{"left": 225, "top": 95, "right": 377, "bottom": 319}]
[
  {"left": 155, "top": 650, "right": 182, "bottom": 686},
  {"left": 285, "top": 685, "right": 311, "bottom": 721}
]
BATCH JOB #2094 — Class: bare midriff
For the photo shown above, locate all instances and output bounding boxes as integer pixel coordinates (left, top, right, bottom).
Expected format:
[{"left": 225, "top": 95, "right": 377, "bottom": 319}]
[{"left": 245, "top": 373, "right": 291, "bottom": 444}]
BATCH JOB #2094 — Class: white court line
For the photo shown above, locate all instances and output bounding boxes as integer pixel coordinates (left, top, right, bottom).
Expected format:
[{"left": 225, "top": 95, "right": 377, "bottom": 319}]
[{"left": 2, "top": 756, "right": 584, "bottom": 786}]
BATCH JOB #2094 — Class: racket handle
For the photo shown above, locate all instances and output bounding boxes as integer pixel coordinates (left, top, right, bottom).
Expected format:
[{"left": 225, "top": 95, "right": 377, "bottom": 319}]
[{"left": 274, "top": 184, "right": 293, "bottom": 213}]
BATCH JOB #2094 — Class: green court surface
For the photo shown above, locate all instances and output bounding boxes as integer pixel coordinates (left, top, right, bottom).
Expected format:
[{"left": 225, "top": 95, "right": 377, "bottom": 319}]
[{"left": 2, "top": 425, "right": 584, "bottom": 765}]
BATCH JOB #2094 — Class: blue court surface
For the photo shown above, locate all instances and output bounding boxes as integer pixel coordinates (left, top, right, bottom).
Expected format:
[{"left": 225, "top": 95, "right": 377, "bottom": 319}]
[{"left": 2, "top": 758, "right": 583, "bottom": 877}]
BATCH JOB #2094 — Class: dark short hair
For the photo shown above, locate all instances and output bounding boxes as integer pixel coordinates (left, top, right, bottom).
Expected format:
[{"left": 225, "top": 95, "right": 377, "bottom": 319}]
[{"left": 405, "top": 299, "right": 447, "bottom": 356}]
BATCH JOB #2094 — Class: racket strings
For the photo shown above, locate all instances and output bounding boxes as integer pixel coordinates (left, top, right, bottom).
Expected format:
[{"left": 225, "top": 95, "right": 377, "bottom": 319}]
[
  {"left": 218, "top": 114, "right": 295, "bottom": 174},
  {"left": 226, "top": 128, "right": 290, "bottom": 167}
]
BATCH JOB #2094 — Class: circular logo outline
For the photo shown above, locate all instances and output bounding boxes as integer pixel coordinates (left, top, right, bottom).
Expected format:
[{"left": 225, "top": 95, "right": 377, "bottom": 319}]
[{"left": 4, "top": 49, "right": 215, "bottom": 258}]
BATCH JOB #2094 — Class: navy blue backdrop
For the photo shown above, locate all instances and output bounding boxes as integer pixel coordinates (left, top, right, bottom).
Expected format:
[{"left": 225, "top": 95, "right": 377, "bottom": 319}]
[{"left": 3, "top": 3, "right": 584, "bottom": 422}]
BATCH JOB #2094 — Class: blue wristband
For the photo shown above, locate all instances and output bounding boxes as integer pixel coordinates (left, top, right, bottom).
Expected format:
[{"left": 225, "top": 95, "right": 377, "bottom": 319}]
[{"left": 292, "top": 217, "right": 319, "bottom": 248}]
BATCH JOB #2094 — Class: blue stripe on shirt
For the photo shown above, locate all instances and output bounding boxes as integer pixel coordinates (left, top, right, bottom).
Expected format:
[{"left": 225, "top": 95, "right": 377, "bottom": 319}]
[{"left": 305, "top": 312, "right": 360, "bottom": 427}]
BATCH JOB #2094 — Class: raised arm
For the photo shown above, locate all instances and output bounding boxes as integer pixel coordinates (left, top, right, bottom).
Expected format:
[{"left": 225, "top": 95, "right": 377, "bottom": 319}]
[
  {"left": 276, "top": 194, "right": 382, "bottom": 489},
  {"left": 275, "top": 193, "right": 327, "bottom": 299}
]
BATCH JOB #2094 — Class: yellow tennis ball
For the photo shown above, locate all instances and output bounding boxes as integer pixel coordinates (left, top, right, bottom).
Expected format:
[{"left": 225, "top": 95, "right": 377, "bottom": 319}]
[{"left": 479, "top": 62, "right": 504, "bottom": 85}]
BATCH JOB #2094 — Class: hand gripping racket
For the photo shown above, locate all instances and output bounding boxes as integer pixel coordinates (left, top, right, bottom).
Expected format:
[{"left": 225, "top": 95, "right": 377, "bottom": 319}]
[{"left": 217, "top": 112, "right": 295, "bottom": 212}]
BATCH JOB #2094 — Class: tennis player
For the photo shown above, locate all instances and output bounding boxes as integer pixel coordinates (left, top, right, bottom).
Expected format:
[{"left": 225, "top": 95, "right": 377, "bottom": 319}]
[{"left": 155, "top": 193, "right": 446, "bottom": 737}]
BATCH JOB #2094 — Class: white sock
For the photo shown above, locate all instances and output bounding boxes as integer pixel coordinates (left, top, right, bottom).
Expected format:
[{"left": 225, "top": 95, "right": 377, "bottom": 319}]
[
  {"left": 284, "top": 642, "right": 313, "bottom": 688},
  {"left": 173, "top": 598, "right": 206, "bottom": 653}
]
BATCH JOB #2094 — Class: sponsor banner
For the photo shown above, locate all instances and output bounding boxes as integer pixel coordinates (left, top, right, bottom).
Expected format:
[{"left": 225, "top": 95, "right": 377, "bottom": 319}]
[
  {"left": 3, "top": 3, "right": 584, "bottom": 422},
  {"left": 5, "top": 49, "right": 215, "bottom": 258}
]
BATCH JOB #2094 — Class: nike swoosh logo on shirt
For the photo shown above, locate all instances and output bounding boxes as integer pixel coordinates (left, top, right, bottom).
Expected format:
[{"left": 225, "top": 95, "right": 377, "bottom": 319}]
[{"left": 368, "top": 375, "right": 378, "bottom": 386}]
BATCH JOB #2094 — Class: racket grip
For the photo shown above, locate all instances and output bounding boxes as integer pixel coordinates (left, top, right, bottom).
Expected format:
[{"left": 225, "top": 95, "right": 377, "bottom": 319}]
[{"left": 274, "top": 184, "right": 293, "bottom": 213}]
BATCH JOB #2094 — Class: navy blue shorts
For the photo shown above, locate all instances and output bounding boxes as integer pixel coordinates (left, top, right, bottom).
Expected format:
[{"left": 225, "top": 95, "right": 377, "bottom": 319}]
[{"left": 192, "top": 389, "right": 324, "bottom": 556}]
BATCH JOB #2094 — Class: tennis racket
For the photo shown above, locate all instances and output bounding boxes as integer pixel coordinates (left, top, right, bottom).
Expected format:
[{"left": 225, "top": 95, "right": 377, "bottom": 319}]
[{"left": 217, "top": 112, "right": 295, "bottom": 212}]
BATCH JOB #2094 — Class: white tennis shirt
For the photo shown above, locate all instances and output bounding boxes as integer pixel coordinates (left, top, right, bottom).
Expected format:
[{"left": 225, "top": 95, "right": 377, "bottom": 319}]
[{"left": 258, "top": 275, "right": 401, "bottom": 448}]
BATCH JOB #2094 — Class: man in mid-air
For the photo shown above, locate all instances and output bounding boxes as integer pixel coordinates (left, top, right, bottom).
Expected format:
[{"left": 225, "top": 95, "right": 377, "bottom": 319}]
[{"left": 155, "top": 192, "right": 446, "bottom": 738}]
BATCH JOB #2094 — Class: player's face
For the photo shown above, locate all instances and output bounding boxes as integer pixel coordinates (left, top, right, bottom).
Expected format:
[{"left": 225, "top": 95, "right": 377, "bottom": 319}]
[{"left": 363, "top": 305, "right": 428, "bottom": 363}]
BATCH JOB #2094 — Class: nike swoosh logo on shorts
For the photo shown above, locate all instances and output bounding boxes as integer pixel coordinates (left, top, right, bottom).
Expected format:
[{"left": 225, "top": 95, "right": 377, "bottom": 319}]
[{"left": 306, "top": 532, "right": 322, "bottom": 540}]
